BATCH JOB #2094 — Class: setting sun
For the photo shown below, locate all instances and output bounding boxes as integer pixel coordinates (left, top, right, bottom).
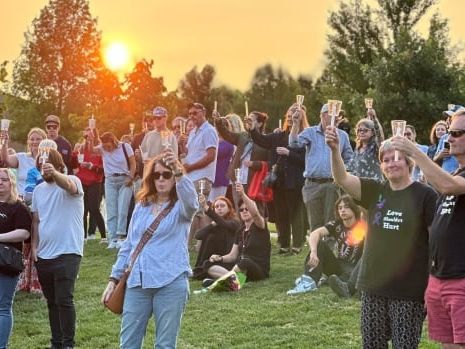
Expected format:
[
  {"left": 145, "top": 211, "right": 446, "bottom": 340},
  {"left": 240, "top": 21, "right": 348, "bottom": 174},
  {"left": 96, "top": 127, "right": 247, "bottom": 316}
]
[{"left": 103, "top": 41, "right": 131, "bottom": 71}]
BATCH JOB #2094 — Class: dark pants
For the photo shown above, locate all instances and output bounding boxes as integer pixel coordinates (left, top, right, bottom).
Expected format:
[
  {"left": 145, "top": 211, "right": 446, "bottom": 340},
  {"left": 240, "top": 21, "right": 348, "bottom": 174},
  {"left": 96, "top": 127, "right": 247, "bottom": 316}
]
[
  {"left": 237, "top": 257, "right": 266, "bottom": 282},
  {"left": 304, "top": 241, "right": 355, "bottom": 284},
  {"left": 36, "top": 254, "right": 81, "bottom": 348},
  {"left": 83, "top": 182, "right": 106, "bottom": 238},
  {"left": 274, "top": 188, "right": 306, "bottom": 248}
]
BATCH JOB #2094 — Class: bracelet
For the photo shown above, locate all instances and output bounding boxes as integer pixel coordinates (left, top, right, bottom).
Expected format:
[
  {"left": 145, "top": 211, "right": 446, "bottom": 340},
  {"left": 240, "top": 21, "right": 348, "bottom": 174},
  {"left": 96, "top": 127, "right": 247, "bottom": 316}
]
[{"left": 109, "top": 277, "right": 119, "bottom": 284}]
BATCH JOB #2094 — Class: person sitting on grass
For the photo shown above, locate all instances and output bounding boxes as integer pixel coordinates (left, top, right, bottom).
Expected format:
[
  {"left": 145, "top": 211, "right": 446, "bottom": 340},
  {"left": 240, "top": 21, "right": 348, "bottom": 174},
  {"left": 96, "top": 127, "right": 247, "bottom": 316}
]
[
  {"left": 204, "top": 182, "right": 271, "bottom": 287},
  {"left": 192, "top": 195, "right": 240, "bottom": 280},
  {"left": 287, "top": 195, "right": 364, "bottom": 296}
]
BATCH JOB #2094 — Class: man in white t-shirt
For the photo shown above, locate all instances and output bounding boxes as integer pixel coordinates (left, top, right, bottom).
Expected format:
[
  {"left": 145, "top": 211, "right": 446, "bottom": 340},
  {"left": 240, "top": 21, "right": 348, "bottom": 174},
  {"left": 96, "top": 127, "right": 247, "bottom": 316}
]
[{"left": 31, "top": 149, "right": 84, "bottom": 349}]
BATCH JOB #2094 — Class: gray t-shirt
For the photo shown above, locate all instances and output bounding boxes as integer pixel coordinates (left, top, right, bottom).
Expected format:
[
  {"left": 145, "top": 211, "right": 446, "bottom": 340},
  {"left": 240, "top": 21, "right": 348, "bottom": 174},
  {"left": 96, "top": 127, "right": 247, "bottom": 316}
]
[{"left": 31, "top": 175, "right": 84, "bottom": 259}]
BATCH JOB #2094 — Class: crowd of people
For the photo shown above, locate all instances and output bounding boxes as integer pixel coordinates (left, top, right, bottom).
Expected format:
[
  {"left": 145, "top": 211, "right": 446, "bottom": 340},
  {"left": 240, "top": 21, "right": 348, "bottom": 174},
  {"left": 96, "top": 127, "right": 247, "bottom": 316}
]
[{"left": 0, "top": 100, "right": 464, "bottom": 348}]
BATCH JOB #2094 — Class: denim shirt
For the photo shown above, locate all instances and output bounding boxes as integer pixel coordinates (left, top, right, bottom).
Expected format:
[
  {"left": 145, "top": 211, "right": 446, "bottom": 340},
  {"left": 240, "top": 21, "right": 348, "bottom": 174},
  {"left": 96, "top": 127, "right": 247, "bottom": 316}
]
[
  {"left": 110, "top": 175, "right": 199, "bottom": 288},
  {"left": 289, "top": 124, "right": 353, "bottom": 178}
]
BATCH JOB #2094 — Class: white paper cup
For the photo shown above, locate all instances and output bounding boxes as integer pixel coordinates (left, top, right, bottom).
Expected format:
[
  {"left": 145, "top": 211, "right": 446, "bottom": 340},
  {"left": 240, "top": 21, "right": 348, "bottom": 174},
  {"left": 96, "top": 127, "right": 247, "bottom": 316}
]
[
  {"left": 1, "top": 119, "right": 11, "bottom": 131},
  {"left": 77, "top": 154, "right": 84, "bottom": 163}
]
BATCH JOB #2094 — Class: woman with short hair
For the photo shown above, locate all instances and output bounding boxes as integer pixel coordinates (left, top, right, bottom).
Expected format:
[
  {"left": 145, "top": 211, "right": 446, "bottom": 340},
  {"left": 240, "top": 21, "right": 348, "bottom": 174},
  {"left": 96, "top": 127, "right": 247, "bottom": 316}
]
[{"left": 326, "top": 125, "right": 437, "bottom": 349}]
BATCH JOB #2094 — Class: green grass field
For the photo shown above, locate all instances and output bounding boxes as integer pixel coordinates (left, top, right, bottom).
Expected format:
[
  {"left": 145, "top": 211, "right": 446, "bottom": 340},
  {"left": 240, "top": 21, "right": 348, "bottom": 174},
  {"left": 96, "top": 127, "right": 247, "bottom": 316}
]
[{"left": 10, "top": 238, "right": 440, "bottom": 349}]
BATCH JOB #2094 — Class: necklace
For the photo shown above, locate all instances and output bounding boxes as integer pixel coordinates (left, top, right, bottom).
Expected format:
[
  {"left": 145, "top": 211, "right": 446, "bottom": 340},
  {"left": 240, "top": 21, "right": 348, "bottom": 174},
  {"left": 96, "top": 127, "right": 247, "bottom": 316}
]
[{"left": 152, "top": 200, "right": 168, "bottom": 216}]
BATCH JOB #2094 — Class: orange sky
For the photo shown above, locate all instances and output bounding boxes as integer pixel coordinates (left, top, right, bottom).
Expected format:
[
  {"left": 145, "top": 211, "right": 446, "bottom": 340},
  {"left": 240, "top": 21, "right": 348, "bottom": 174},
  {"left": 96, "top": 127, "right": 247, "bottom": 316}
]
[{"left": 1, "top": 0, "right": 464, "bottom": 91}]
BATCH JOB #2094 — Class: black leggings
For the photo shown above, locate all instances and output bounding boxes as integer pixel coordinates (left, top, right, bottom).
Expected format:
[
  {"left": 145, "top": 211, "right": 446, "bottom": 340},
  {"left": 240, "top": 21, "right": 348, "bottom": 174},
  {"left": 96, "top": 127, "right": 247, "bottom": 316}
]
[
  {"left": 237, "top": 257, "right": 266, "bottom": 282},
  {"left": 83, "top": 182, "right": 106, "bottom": 238}
]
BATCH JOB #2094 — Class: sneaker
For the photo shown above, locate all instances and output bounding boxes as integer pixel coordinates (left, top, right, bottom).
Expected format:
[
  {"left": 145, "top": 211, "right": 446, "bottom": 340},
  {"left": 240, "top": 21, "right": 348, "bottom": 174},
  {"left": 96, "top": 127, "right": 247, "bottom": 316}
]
[
  {"left": 294, "top": 276, "right": 302, "bottom": 286},
  {"left": 278, "top": 248, "right": 290, "bottom": 254},
  {"left": 100, "top": 238, "right": 108, "bottom": 244},
  {"left": 287, "top": 275, "right": 317, "bottom": 295},
  {"left": 318, "top": 275, "right": 328, "bottom": 287},
  {"left": 202, "top": 278, "right": 215, "bottom": 288},
  {"left": 115, "top": 239, "right": 126, "bottom": 249},
  {"left": 107, "top": 240, "right": 118, "bottom": 249},
  {"left": 291, "top": 247, "right": 302, "bottom": 254},
  {"left": 328, "top": 274, "right": 351, "bottom": 298},
  {"left": 87, "top": 234, "right": 96, "bottom": 240}
]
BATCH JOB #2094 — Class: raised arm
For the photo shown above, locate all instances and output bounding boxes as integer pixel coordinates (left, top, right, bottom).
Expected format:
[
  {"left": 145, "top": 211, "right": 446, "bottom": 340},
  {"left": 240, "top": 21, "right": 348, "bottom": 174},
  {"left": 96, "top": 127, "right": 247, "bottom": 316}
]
[
  {"left": 325, "top": 125, "right": 361, "bottom": 200},
  {"left": 392, "top": 136, "right": 465, "bottom": 195},
  {"left": 235, "top": 182, "right": 265, "bottom": 229},
  {"left": 42, "top": 162, "right": 79, "bottom": 195},
  {"left": 0, "top": 132, "right": 19, "bottom": 168}
]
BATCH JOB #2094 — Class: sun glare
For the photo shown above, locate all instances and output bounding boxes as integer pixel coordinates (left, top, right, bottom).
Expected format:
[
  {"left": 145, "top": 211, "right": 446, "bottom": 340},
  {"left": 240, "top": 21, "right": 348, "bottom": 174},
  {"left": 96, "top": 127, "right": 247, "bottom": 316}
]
[{"left": 104, "top": 42, "right": 131, "bottom": 71}]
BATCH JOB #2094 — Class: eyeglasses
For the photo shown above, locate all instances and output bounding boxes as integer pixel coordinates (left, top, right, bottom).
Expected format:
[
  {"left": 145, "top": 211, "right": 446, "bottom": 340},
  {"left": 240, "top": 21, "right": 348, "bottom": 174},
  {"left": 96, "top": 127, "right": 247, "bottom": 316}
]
[
  {"left": 153, "top": 171, "right": 173, "bottom": 180},
  {"left": 356, "top": 128, "right": 371, "bottom": 134},
  {"left": 404, "top": 132, "right": 412, "bottom": 136},
  {"left": 188, "top": 110, "right": 202, "bottom": 117},
  {"left": 449, "top": 129, "right": 465, "bottom": 138},
  {"left": 239, "top": 207, "right": 248, "bottom": 213},
  {"left": 46, "top": 124, "right": 58, "bottom": 130}
]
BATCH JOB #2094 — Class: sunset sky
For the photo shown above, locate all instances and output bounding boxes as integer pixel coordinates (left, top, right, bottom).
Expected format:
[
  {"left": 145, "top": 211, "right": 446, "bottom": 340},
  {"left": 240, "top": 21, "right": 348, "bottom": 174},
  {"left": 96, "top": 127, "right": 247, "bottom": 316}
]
[{"left": 1, "top": 0, "right": 464, "bottom": 91}]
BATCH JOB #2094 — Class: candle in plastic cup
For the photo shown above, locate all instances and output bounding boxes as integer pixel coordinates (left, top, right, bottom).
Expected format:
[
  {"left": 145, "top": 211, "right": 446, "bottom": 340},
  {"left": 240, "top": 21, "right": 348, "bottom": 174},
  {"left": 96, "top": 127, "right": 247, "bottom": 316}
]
[
  {"left": 129, "top": 123, "right": 135, "bottom": 134},
  {"left": 77, "top": 153, "right": 84, "bottom": 163},
  {"left": 234, "top": 168, "right": 241, "bottom": 181},
  {"left": 365, "top": 98, "right": 373, "bottom": 109},
  {"left": 214, "top": 101, "right": 218, "bottom": 113},
  {"left": 447, "top": 104, "right": 455, "bottom": 111},
  {"left": 391, "top": 120, "right": 406, "bottom": 161},
  {"left": 199, "top": 179, "right": 205, "bottom": 194},
  {"left": 336, "top": 100, "right": 343, "bottom": 116},
  {"left": 327, "top": 100, "right": 337, "bottom": 127},
  {"left": 161, "top": 131, "right": 170, "bottom": 149},
  {"left": 88, "top": 117, "right": 96, "bottom": 130},
  {"left": 245, "top": 101, "right": 249, "bottom": 117},
  {"left": 279, "top": 119, "right": 282, "bottom": 129},
  {"left": 0, "top": 119, "right": 11, "bottom": 131},
  {"left": 296, "top": 95, "right": 305, "bottom": 107},
  {"left": 180, "top": 120, "right": 186, "bottom": 135}
]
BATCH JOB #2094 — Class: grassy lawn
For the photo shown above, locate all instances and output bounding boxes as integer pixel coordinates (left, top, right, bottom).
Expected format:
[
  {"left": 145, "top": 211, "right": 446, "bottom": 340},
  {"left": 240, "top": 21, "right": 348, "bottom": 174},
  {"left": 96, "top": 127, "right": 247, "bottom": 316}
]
[{"left": 10, "top": 238, "right": 440, "bottom": 349}]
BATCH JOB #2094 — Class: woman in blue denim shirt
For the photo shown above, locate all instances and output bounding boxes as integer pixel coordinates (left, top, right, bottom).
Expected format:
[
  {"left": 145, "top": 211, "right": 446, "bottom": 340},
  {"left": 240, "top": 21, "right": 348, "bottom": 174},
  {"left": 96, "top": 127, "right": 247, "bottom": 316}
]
[{"left": 102, "top": 150, "right": 199, "bottom": 349}]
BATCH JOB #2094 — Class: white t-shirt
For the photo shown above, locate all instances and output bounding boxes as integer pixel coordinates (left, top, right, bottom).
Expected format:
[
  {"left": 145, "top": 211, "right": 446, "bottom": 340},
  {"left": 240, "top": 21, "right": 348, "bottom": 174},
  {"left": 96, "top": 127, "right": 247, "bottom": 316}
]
[
  {"left": 98, "top": 142, "right": 134, "bottom": 177},
  {"left": 16, "top": 152, "right": 36, "bottom": 196},
  {"left": 31, "top": 175, "right": 84, "bottom": 259}
]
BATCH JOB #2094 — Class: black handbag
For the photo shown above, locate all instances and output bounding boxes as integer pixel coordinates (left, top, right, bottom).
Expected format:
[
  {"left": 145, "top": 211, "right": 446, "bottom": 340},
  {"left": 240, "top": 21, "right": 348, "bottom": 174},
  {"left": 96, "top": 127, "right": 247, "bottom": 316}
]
[
  {"left": 0, "top": 243, "right": 24, "bottom": 276},
  {"left": 262, "top": 156, "right": 283, "bottom": 189}
]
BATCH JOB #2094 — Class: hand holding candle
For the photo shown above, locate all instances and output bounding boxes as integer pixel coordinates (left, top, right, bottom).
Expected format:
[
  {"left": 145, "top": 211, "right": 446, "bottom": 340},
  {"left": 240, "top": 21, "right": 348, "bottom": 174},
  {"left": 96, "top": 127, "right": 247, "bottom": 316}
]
[
  {"left": 234, "top": 168, "right": 241, "bottom": 183},
  {"left": 391, "top": 120, "right": 407, "bottom": 161}
]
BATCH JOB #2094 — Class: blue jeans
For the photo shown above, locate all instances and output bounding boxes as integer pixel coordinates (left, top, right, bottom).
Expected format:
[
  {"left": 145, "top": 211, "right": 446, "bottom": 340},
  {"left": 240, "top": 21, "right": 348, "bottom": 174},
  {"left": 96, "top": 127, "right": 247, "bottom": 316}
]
[
  {"left": 105, "top": 176, "right": 133, "bottom": 240},
  {"left": 120, "top": 274, "right": 189, "bottom": 349},
  {"left": 0, "top": 273, "right": 19, "bottom": 349}
]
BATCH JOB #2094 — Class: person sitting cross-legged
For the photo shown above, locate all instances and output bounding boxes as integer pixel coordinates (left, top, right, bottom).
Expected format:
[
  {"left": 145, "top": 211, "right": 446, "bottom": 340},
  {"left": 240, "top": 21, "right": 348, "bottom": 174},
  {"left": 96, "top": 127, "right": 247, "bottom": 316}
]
[
  {"left": 204, "top": 183, "right": 271, "bottom": 287},
  {"left": 287, "top": 195, "right": 364, "bottom": 296}
]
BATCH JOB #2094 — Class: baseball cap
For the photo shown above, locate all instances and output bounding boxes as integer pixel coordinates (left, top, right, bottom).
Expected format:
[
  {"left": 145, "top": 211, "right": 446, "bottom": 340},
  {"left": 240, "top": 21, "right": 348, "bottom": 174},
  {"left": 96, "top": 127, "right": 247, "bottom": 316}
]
[
  {"left": 187, "top": 102, "right": 206, "bottom": 111},
  {"left": 443, "top": 104, "right": 464, "bottom": 118},
  {"left": 45, "top": 115, "right": 60, "bottom": 125},
  {"left": 320, "top": 104, "right": 329, "bottom": 114},
  {"left": 152, "top": 106, "right": 168, "bottom": 118}
]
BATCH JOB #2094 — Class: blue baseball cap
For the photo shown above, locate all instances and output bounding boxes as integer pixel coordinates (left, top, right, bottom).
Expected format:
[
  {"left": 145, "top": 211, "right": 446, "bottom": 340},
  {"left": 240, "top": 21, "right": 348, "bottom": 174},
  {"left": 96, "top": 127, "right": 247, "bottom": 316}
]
[{"left": 152, "top": 106, "right": 168, "bottom": 118}]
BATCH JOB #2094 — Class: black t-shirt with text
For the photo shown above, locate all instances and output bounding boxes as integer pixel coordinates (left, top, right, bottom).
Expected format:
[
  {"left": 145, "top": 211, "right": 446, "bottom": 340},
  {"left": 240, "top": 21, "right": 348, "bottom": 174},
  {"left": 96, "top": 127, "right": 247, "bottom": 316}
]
[
  {"left": 357, "top": 179, "right": 437, "bottom": 301},
  {"left": 0, "top": 201, "right": 32, "bottom": 251},
  {"left": 324, "top": 220, "right": 364, "bottom": 265},
  {"left": 430, "top": 169, "right": 465, "bottom": 279}
]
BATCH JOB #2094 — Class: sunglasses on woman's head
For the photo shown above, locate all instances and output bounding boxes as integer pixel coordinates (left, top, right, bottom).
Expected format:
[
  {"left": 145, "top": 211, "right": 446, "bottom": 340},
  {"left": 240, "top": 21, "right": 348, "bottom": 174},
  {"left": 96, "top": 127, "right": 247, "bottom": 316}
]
[{"left": 153, "top": 171, "right": 173, "bottom": 180}]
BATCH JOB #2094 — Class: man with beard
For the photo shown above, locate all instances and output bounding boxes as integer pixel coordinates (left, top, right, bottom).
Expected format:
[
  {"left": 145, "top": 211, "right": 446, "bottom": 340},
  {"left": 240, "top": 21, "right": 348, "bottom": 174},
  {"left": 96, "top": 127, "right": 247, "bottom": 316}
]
[{"left": 31, "top": 149, "right": 84, "bottom": 349}]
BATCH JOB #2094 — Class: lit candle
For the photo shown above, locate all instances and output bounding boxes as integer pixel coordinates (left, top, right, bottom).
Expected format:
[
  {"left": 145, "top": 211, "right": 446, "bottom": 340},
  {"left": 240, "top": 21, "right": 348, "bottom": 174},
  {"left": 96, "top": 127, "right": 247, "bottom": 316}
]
[
  {"left": 245, "top": 101, "right": 249, "bottom": 117},
  {"left": 214, "top": 101, "right": 218, "bottom": 113}
]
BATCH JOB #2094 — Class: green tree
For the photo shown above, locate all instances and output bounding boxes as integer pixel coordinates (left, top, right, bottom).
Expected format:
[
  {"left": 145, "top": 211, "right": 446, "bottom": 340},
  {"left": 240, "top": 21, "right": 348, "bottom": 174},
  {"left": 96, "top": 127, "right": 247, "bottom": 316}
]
[
  {"left": 178, "top": 65, "right": 215, "bottom": 111},
  {"left": 12, "top": 0, "right": 103, "bottom": 118},
  {"left": 123, "top": 59, "right": 166, "bottom": 126}
]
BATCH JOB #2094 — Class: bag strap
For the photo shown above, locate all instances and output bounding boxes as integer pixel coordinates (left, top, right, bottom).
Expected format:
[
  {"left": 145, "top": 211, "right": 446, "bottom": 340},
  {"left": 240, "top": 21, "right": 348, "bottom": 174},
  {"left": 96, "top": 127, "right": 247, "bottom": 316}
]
[
  {"left": 121, "top": 142, "right": 130, "bottom": 170},
  {"left": 126, "top": 201, "right": 175, "bottom": 273}
]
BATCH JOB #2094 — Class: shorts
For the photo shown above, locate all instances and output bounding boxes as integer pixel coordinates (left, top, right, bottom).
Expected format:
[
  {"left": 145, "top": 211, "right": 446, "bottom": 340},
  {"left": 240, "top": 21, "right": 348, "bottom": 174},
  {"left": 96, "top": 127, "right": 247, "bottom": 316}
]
[{"left": 425, "top": 275, "right": 465, "bottom": 344}]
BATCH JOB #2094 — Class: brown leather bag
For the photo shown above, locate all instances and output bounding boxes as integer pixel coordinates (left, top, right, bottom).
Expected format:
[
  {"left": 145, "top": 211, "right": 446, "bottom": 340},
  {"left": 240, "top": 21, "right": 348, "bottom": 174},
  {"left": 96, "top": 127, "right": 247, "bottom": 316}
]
[{"left": 104, "top": 202, "right": 174, "bottom": 314}]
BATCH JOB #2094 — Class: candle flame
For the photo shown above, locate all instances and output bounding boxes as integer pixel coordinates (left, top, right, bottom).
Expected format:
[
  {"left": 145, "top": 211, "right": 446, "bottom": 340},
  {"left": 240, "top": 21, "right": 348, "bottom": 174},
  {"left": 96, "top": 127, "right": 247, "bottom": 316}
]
[{"left": 347, "top": 220, "right": 367, "bottom": 246}]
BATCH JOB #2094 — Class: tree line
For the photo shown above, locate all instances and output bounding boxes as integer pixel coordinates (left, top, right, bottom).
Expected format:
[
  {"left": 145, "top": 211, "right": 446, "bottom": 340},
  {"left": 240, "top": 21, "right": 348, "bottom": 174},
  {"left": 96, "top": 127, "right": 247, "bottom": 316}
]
[{"left": 1, "top": 0, "right": 464, "bottom": 144}]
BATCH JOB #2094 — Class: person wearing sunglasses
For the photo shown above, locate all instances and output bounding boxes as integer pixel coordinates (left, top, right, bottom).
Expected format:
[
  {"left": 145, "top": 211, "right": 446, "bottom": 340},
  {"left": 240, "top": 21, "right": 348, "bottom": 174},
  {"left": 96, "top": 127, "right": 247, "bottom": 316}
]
[
  {"left": 391, "top": 108, "right": 465, "bottom": 349},
  {"left": 206, "top": 183, "right": 271, "bottom": 284},
  {"left": 44, "top": 115, "right": 73, "bottom": 175},
  {"left": 327, "top": 127, "right": 437, "bottom": 349},
  {"left": 347, "top": 117, "right": 384, "bottom": 183},
  {"left": 102, "top": 150, "right": 198, "bottom": 349}
]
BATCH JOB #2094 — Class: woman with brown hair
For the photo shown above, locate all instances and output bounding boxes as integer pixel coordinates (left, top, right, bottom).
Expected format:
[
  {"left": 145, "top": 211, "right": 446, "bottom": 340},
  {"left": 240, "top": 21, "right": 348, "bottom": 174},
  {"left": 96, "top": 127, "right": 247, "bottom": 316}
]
[
  {"left": 192, "top": 195, "right": 241, "bottom": 280},
  {"left": 249, "top": 103, "right": 307, "bottom": 254},
  {"left": 102, "top": 149, "right": 198, "bottom": 348}
]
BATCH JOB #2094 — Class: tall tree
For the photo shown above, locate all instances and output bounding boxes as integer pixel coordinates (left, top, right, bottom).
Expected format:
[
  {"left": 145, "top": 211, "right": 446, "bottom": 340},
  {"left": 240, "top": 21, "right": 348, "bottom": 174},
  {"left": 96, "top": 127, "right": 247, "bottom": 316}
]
[
  {"left": 178, "top": 65, "right": 215, "bottom": 110},
  {"left": 123, "top": 59, "right": 166, "bottom": 126},
  {"left": 12, "top": 0, "right": 103, "bottom": 117}
]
